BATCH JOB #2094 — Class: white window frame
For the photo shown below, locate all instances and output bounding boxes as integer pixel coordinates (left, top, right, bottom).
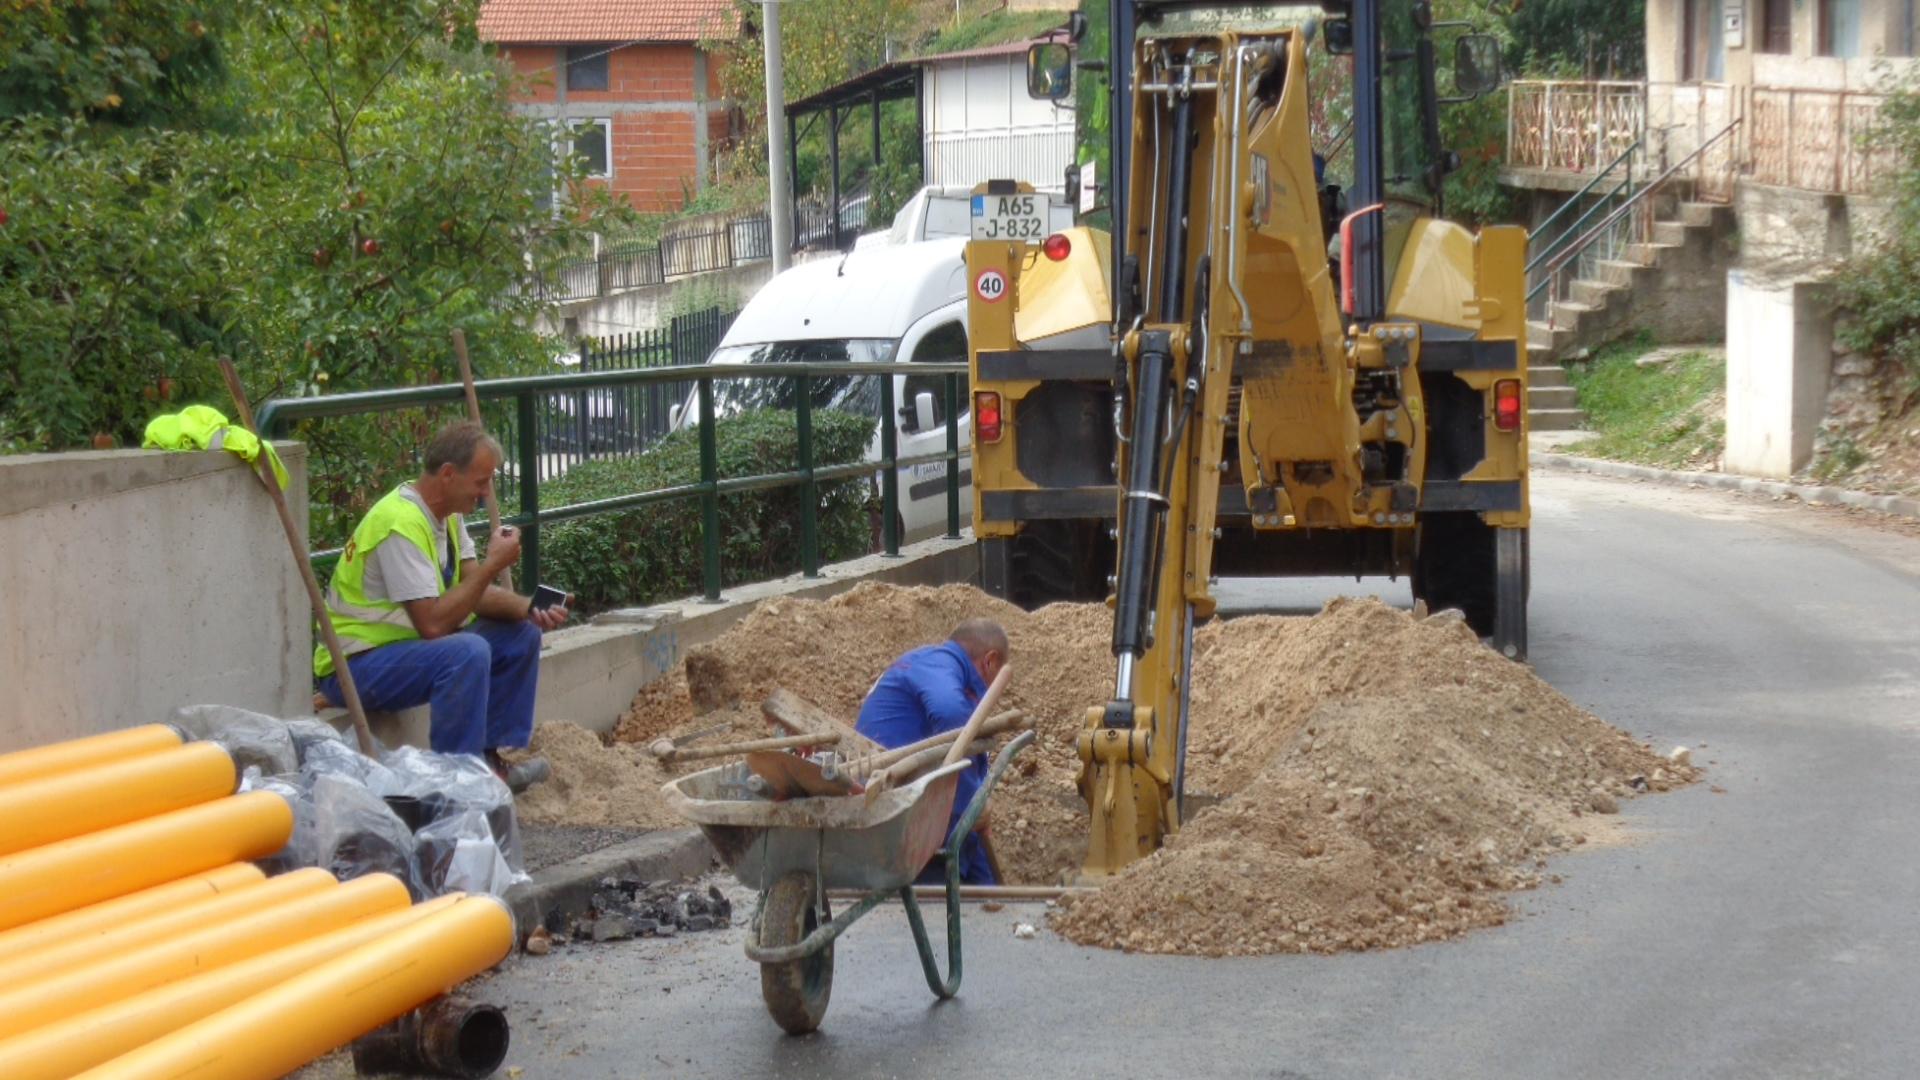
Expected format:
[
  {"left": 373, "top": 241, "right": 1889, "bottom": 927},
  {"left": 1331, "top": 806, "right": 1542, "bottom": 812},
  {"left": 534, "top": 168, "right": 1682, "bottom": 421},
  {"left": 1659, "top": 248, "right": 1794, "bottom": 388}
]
[{"left": 562, "top": 117, "right": 613, "bottom": 180}]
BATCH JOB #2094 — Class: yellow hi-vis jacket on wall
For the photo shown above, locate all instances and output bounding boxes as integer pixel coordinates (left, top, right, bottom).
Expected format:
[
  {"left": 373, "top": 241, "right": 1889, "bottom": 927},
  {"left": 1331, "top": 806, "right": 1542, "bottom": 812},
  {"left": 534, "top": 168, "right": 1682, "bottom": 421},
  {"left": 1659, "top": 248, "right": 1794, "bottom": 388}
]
[
  {"left": 314, "top": 486, "right": 467, "bottom": 678},
  {"left": 141, "top": 405, "right": 289, "bottom": 489}
]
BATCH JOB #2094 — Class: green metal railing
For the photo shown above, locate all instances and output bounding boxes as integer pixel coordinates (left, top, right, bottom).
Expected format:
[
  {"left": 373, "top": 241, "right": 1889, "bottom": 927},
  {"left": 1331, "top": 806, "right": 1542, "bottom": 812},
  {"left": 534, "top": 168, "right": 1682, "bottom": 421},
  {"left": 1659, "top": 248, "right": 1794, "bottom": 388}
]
[
  {"left": 257, "top": 361, "right": 970, "bottom": 600},
  {"left": 1525, "top": 138, "right": 1642, "bottom": 313}
]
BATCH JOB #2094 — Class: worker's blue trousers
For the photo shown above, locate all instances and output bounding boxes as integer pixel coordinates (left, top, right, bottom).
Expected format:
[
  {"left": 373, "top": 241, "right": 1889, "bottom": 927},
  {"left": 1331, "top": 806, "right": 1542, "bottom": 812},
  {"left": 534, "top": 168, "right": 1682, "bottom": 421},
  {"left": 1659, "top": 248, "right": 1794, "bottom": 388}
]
[{"left": 316, "top": 619, "right": 540, "bottom": 756}]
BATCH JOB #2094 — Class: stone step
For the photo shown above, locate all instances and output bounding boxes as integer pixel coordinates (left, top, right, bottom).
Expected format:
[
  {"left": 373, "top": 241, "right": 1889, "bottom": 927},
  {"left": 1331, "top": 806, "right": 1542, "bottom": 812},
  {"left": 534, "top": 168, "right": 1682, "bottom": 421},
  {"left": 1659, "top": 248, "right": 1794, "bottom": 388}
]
[
  {"left": 1652, "top": 220, "right": 1691, "bottom": 246},
  {"left": 1528, "top": 407, "right": 1588, "bottom": 432},
  {"left": 1674, "top": 200, "right": 1730, "bottom": 228},
  {"left": 1627, "top": 241, "right": 1684, "bottom": 263},
  {"left": 1527, "top": 320, "right": 1575, "bottom": 352},
  {"left": 1529, "top": 364, "right": 1570, "bottom": 388},
  {"left": 1549, "top": 300, "right": 1601, "bottom": 328},
  {"left": 1569, "top": 278, "right": 1624, "bottom": 307},
  {"left": 1595, "top": 258, "right": 1648, "bottom": 287},
  {"left": 1529, "top": 385, "right": 1580, "bottom": 409}
]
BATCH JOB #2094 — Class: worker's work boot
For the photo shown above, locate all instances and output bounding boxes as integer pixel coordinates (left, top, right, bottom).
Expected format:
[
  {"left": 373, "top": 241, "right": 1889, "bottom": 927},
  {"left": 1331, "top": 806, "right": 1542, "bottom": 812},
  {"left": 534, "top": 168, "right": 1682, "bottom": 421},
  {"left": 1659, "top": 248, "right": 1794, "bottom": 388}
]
[{"left": 486, "top": 750, "right": 551, "bottom": 795}]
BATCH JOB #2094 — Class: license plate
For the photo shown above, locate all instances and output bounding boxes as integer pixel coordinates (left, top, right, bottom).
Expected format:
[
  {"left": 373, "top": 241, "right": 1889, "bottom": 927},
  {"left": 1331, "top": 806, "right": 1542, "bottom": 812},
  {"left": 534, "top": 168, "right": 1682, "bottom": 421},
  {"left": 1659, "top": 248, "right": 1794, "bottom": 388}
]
[{"left": 970, "top": 193, "right": 1047, "bottom": 243}]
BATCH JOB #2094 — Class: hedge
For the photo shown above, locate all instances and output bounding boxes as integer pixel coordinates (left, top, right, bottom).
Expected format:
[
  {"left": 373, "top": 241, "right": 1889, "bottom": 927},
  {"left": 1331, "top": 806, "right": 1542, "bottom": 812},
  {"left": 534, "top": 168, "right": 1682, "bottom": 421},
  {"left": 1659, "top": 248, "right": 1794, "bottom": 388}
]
[{"left": 536, "top": 408, "right": 875, "bottom": 611}]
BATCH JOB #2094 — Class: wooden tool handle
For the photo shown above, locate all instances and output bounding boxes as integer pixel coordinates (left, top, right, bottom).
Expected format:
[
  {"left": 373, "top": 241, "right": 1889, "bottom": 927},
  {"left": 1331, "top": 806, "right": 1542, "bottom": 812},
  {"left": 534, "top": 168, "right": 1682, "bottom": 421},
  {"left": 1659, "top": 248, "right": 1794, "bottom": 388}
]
[
  {"left": 942, "top": 666, "right": 1011, "bottom": 767},
  {"left": 661, "top": 730, "right": 839, "bottom": 763},
  {"left": 451, "top": 330, "right": 511, "bottom": 590},
  {"left": 838, "top": 710, "right": 1026, "bottom": 780},
  {"left": 219, "top": 359, "right": 378, "bottom": 758}
]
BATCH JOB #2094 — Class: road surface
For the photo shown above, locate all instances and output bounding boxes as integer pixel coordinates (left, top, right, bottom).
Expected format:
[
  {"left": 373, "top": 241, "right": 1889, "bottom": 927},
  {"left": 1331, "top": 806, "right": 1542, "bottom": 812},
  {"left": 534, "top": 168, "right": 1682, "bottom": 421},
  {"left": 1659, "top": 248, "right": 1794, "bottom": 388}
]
[{"left": 473, "top": 471, "right": 1920, "bottom": 1079}]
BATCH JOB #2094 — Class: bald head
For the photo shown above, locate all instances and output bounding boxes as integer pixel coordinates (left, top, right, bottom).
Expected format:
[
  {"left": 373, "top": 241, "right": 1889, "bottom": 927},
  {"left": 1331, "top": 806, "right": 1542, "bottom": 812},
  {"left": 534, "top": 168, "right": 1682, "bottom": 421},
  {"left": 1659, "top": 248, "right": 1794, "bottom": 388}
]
[{"left": 950, "top": 619, "right": 1009, "bottom": 684}]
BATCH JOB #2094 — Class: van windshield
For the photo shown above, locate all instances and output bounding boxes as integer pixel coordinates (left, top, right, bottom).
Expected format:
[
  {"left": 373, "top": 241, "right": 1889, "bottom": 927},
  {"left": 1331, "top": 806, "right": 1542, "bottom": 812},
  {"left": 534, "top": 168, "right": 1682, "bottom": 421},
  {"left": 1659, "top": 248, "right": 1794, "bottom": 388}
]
[{"left": 707, "top": 339, "right": 895, "bottom": 418}]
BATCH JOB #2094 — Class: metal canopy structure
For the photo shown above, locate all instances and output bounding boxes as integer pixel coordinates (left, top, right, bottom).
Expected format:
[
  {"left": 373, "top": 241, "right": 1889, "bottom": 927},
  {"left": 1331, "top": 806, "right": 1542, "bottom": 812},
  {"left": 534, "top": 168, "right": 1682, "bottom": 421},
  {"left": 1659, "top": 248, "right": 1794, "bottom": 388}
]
[{"left": 784, "top": 61, "right": 924, "bottom": 250}]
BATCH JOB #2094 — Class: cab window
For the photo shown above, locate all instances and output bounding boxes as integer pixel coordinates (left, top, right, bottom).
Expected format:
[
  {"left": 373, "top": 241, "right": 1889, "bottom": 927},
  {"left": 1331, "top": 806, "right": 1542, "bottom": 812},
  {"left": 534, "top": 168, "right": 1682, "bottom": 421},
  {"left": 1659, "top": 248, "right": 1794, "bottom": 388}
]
[{"left": 901, "top": 321, "right": 969, "bottom": 429}]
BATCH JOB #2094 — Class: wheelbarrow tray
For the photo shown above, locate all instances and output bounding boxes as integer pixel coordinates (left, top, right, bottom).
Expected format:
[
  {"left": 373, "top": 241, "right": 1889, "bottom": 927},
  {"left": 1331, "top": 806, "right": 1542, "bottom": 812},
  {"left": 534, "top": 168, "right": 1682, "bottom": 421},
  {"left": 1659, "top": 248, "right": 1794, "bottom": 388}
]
[{"left": 663, "top": 761, "right": 967, "bottom": 893}]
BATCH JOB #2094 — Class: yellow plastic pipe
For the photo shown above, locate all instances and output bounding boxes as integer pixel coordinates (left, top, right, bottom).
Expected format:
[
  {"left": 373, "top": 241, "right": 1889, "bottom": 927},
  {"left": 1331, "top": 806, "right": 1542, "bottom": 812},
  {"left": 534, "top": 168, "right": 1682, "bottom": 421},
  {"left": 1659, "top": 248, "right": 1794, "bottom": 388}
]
[
  {"left": 0, "top": 896, "right": 463, "bottom": 1080},
  {"left": 0, "top": 724, "right": 183, "bottom": 788},
  {"left": 0, "top": 863, "right": 264, "bottom": 960},
  {"left": 0, "top": 742, "right": 238, "bottom": 857},
  {"left": 78, "top": 896, "right": 514, "bottom": 1080},
  {"left": 0, "top": 871, "right": 411, "bottom": 1041},
  {"left": 0, "top": 867, "right": 336, "bottom": 988},
  {"left": 0, "top": 790, "right": 292, "bottom": 932}
]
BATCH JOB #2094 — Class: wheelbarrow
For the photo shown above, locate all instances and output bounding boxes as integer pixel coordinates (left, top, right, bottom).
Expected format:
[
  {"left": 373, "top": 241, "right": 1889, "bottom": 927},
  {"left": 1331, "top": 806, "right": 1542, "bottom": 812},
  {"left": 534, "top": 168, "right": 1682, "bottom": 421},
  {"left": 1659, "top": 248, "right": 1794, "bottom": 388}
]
[{"left": 662, "top": 730, "right": 1035, "bottom": 1034}]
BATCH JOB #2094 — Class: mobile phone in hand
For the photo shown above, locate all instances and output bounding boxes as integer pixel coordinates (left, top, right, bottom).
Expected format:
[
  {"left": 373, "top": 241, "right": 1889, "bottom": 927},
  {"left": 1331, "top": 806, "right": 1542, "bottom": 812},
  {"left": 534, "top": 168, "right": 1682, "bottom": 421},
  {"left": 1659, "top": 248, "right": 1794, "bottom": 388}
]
[{"left": 531, "top": 584, "right": 570, "bottom": 611}]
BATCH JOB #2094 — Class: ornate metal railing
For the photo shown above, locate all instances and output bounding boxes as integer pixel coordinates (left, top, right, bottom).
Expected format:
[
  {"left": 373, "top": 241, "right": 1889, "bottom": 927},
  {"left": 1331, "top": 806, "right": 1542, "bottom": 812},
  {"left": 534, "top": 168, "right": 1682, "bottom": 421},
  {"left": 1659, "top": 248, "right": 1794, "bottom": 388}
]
[{"left": 1507, "top": 79, "right": 1888, "bottom": 199}]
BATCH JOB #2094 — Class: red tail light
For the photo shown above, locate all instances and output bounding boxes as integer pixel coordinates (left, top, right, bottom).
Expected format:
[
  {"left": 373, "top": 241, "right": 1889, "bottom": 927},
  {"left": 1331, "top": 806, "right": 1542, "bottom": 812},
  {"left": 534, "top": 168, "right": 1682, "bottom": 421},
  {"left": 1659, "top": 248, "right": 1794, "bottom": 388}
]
[
  {"left": 974, "top": 391, "right": 1003, "bottom": 442},
  {"left": 1042, "top": 233, "right": 1072, "bottom": 261},
  {"left": 1494, "top": 378, "right": 1523, "bottom": 431},
  {"left": 1338, "top": 203, "right": 1384, "bottom": 316}
]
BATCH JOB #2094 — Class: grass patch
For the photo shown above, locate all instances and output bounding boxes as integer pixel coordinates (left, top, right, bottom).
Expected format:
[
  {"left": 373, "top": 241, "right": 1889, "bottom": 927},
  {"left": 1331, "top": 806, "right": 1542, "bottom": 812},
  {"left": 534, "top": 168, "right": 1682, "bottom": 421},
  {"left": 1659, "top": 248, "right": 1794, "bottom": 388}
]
[
  {"left": 1565, "top": 333, "right": 1726, "bottom": 469},
  {"left": 919, "top": 11, "right": 1063, "bottom": 56}
]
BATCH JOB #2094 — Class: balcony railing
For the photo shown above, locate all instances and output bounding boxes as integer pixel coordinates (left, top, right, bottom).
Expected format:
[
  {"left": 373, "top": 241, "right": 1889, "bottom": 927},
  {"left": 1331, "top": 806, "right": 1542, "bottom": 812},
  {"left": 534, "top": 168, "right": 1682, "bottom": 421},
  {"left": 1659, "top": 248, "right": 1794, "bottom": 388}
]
[{"left": 1506, "top": 79, "right": 1888, "bottom": 198}]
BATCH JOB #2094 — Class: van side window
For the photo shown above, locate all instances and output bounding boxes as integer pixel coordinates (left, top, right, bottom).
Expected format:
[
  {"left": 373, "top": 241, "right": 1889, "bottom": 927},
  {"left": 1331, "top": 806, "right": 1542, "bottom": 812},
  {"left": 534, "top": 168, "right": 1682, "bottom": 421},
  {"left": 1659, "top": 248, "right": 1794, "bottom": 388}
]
[{"left": 902, "top": 322, "right": 968, "bottom": 427}]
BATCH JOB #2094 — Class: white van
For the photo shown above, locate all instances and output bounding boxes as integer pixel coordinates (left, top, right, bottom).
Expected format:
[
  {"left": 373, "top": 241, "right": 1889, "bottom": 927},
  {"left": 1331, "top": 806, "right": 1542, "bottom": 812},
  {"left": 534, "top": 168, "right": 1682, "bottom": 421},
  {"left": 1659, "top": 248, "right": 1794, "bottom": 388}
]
[{"left": 679, "top": 235, "right": 975, "bottom": 543}]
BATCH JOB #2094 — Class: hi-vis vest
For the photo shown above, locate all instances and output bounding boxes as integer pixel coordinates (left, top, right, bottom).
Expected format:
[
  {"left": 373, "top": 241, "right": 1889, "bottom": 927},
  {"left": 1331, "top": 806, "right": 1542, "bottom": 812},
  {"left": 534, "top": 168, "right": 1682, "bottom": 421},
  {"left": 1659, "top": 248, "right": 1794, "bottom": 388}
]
[{"left": 314, "top": 486, "right": 465, "bottom": 677}]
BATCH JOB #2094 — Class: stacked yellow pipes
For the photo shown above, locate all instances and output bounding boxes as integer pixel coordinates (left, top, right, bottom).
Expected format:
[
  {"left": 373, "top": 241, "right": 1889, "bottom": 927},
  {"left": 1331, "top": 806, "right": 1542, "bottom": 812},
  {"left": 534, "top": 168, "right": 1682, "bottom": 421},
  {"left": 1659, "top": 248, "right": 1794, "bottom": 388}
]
[{"left": 0, "top": 725, "right": 515, "bottom": 1080}]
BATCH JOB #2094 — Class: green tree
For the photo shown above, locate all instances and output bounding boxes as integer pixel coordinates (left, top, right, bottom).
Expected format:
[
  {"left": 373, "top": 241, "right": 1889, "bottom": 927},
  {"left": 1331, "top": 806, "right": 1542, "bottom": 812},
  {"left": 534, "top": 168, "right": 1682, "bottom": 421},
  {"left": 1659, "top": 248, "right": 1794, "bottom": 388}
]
[
  {"left": 1835, "top": 76, "right": 1920, "bottom": 380},
  {"left": 1, "top": 0, "right": 626, "bottom": 467},
  {"left": 1506, "top": 0, "right": 1644, "bottom": 77}
]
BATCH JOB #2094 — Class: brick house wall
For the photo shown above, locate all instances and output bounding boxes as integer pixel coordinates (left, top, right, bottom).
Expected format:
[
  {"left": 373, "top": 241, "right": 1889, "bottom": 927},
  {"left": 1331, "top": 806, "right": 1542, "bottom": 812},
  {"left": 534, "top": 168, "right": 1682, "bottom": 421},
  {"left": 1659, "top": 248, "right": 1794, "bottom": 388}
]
[{"left": 479, "top": 2, "right": 740, "bottom": 214}]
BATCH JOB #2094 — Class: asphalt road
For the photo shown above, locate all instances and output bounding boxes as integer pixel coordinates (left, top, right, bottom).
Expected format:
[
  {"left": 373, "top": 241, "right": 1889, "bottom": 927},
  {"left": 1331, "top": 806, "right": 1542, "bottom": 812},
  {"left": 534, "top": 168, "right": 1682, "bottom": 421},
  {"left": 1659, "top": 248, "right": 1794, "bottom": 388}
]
[{"left": 476, "top": 471, "right": 1920, "bottom": 1080}]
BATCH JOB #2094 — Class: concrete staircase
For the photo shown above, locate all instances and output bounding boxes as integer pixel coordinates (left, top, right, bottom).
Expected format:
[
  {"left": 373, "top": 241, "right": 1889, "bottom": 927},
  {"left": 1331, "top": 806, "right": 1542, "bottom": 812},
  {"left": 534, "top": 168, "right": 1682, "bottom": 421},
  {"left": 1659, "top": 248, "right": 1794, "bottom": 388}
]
[{"left": 1524, "top": 199, "right": 1736, "bottom": 432}]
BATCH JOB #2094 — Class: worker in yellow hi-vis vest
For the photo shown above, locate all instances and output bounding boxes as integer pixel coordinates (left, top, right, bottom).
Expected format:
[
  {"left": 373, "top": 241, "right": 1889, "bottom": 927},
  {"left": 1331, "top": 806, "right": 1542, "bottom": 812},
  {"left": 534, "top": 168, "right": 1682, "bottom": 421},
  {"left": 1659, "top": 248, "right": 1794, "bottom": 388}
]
[{"left": 314, "top": 421, "right": 565, "bottom": 791}]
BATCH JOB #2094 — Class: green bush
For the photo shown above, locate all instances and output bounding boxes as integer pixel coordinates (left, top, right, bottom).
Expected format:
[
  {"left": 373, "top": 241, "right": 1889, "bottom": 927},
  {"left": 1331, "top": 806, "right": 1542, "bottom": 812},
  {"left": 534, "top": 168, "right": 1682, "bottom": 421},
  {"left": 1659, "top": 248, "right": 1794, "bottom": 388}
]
[
  {"left": 537, "top": 408, "right": 876, "bottom": 611},
  {"left": 1836, "top": 76, "right": 1920, "bottom": 380}
]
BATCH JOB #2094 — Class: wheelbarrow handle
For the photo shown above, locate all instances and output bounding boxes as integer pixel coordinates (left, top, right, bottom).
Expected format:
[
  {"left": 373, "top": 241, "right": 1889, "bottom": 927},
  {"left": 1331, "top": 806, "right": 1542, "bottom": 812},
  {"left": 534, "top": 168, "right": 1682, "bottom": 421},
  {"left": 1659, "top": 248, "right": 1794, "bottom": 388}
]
[{"left": 904, "top": 728, "right": 1038, "bottom": 1001}]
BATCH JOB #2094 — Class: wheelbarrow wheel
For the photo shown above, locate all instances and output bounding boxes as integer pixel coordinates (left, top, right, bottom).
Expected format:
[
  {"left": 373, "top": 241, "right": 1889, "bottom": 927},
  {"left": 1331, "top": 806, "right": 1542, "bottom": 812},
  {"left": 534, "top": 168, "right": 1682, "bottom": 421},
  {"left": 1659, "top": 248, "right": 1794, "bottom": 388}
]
[{"left": 758, "top": 871, "right": 833, "bottom": 1035}]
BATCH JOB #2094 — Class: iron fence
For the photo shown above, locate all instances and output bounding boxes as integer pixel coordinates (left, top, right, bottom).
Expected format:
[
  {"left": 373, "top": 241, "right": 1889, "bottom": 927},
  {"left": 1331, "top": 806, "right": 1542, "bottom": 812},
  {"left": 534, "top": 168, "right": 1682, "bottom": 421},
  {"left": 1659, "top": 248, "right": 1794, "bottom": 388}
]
[
  {"left": 537, "top": 191, "right": 871, "bottom": 303},
  {"left": 255, "top": 358, "right": 967, "bottom": 595},
  {"left": 522, "top": 306, "right": 739, "bottom": 488}
]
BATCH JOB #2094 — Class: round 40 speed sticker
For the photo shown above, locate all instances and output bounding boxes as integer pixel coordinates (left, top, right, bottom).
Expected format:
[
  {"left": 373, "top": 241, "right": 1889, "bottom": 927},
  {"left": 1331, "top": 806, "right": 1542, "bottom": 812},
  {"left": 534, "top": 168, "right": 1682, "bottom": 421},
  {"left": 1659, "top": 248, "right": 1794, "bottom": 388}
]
[{"left": 974, "top": 268, "right": 1007, "bottom": 303}]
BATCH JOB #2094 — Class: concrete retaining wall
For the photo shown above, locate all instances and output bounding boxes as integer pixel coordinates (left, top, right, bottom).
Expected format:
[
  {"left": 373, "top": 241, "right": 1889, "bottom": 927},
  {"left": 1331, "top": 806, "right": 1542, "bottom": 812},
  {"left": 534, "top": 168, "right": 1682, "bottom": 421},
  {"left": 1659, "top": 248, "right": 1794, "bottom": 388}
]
[{"left": 0, "top": 446, "right": 312, "bottom": 753}]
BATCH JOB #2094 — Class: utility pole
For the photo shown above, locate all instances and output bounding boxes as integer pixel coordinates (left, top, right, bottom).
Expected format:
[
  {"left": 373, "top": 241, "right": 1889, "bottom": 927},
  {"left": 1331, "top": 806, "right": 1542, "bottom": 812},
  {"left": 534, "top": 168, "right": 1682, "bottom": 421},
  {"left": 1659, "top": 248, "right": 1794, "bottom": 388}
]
[{"left": 762, "top": 0, "right": 792, "bottom": 272}]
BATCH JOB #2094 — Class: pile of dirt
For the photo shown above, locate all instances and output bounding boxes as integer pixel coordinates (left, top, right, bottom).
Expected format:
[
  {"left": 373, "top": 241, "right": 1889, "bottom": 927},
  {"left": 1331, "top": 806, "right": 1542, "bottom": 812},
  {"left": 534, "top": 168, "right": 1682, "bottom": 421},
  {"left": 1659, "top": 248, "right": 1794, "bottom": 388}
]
[
  {"left": 513, "top": 722, "right": 682, "bottom": 831},
  {"left": 600, "top": 582, "right": 1691, "bottom": 956}
]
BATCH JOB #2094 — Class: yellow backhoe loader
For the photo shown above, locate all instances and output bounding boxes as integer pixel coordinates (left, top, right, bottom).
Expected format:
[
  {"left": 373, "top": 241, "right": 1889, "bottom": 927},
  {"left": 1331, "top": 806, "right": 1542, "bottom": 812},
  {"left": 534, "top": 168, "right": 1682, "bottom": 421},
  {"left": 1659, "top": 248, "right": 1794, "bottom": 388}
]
[{"left": 965, "top": 0, "right": 1530, "bottom": 877}]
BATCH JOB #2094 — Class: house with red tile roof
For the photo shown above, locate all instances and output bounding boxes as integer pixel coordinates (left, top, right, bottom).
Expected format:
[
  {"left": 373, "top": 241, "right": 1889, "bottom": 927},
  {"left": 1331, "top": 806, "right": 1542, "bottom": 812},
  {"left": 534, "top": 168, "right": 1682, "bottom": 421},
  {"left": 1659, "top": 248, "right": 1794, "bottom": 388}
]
[{"left": 478, "top": 0, "right": 742, "bottom": 212}]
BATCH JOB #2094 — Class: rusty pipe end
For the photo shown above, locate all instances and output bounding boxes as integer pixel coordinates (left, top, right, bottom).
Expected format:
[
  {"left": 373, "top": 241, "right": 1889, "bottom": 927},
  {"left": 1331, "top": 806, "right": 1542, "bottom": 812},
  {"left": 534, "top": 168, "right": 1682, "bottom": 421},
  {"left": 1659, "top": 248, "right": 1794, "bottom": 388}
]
[{"left": 351, "top": 996, "right": 510, "bottom": 1079}]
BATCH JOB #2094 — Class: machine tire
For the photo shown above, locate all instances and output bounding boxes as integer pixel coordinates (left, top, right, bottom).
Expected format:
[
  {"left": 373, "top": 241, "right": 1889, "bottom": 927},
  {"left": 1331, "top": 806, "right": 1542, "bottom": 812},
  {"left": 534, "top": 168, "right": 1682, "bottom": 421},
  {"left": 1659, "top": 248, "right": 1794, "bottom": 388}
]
[
  {"left": 1412, "top": 511, "right": 1496, "bottom": 635},
  {"left": 1007, "top": 521, "right": 1110, "bottom": 607},
  {"left": 1492, "top": 526, "right": 1530, "bottom": 661},
  {"left": 1413, "top": 515, "right": 1529, "bottom": 661},
  {"left": 758, "top": 872, "right": 833, "bottom": 1035}
]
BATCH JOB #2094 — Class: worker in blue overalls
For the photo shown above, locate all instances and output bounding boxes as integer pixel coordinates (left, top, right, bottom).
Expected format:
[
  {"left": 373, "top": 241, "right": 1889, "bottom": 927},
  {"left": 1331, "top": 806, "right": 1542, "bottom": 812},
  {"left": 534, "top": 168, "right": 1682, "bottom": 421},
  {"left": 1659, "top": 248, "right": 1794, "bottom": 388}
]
[{"left": 855, "top": 619, "right": 1009, "bottom": 885}]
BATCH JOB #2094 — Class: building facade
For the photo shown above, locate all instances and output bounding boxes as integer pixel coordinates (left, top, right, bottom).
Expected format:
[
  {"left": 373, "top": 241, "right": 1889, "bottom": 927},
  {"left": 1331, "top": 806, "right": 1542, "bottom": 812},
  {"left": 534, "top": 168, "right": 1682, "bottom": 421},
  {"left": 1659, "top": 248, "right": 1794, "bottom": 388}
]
[
  {"left": 478, "top": 0, "right": 739, "bottom": 213},
  {"left": 1503, "top": 0, "right": 1920, "bottom": 478}
]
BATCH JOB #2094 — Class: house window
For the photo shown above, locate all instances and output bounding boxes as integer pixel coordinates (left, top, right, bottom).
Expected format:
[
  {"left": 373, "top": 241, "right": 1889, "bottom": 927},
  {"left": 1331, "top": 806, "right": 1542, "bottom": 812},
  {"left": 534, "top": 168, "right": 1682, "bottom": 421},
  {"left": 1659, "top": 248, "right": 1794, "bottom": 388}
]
[
  {"left": 1819, "top": 0, "right": 1861, "bottom": 56},
  {"left": 569, "top": 119, "right": 611, "bottom": 178},
  {"left": 566, "top": 45, "right": 610, "bottom": 92},
  {"left": 1760, "top": 0, "right": 1792, "bottom": 53}
]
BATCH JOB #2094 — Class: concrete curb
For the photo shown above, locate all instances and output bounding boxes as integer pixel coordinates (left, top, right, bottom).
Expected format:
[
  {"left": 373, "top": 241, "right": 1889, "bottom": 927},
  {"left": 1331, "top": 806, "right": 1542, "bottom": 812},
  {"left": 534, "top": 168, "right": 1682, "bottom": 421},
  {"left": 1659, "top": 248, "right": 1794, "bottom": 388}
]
[
  {"left": 505, "top": 828, "right": 715, "bottom": 941},
  {"left": 1535, "top": 453, "right": 1920, "bottom": 522}
]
